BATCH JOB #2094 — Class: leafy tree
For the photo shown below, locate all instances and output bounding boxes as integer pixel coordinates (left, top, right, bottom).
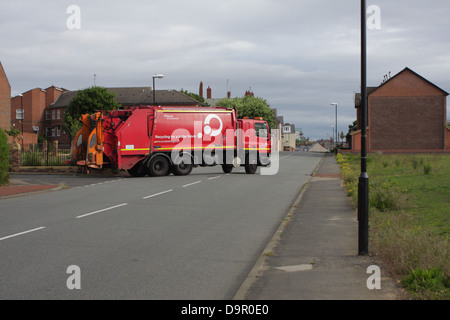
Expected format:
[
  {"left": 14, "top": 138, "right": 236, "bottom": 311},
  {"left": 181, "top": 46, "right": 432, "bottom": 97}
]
[
  {"left": 5, "top": 125, "right": 21, "bottom": 144},
  {"left": 0, "top": 129, "right": 10, "bottom": 185},
  {"left": 64, "top": 86, "right": 121, "bottom": 136},
  {"left": 180, "top": 89, "right": 209, "bottom": 106},
  {"left": 217, "top": 95, "right": 276, "bottom": 128}
]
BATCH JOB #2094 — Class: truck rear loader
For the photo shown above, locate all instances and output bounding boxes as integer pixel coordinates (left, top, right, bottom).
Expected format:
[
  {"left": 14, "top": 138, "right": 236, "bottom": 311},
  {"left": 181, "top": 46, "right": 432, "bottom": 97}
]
[{"left": 72, "top": 105, "right": 271, "bottom": 177}]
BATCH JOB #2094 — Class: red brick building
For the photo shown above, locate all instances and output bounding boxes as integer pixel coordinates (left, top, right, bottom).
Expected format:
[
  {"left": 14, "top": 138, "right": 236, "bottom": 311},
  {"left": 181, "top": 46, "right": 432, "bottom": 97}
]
[
  {"left": 352, "top": 68, "right": 449, "bottom": 152},
  {"left": 0, "top": 61, "right": 11, "bottom": 131},
  {"left": 11, "top": 86, "right": 66, "bottom": 148}
]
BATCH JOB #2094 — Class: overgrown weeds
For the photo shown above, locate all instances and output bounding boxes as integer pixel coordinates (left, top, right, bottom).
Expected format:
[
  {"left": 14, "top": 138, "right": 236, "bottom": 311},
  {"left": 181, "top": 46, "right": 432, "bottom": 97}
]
[{"left": 336, "top": 153, "right": 450, "bottom": 300}]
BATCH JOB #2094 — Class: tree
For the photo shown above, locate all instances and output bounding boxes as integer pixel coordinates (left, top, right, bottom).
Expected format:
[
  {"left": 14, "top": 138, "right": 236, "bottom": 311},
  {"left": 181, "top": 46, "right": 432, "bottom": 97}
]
[
  {"left": 180, "top": 89, "right": 209, "bottom": 106},
  {"left": 5, "top": 125, "right": 21, "bottom": 144},
  {"left": 64, "top": 86, "right": 121, "bottom": 137},
  {"left": 0, "top": 129, "right": 10, "bottom": 185},
  {"left": 217, "top": 95, "right": 276, "bottom": 128}
]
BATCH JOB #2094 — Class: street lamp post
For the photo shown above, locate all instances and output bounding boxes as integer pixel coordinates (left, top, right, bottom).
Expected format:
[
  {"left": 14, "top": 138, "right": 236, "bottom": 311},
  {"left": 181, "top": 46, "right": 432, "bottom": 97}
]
[
  {"left": 359, "top": 0, "right": 369, "bottom": 255},
  {"left": 17, "top": 94, "right": 24, "bottom": 150},
  {"left": 152, "top": 74, "right": 164, "bottom": 105},
  {"left": 331, "top": 126, "right": 334, "bottom": 147},
  {"left": 331, "top": 103, "right": 338, "bottom": 154}
]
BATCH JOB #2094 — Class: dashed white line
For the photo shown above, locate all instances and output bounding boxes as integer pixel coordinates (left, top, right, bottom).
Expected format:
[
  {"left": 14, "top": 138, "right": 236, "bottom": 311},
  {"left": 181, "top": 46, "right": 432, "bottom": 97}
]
[
  {"left": 76, "top": 203, "right": 128, "bottom": 219},
  {"left": 0, "top": 227, "right": 46, "bottom": 242},
  {"left": 142, "top": 189, "right": 174, "bottom": 199},
  {"left": 182, "top": 181, "right": 202, "bottom": 188},
  {"left": 208, "top": 176, "right": 221, "bottom": 180}
]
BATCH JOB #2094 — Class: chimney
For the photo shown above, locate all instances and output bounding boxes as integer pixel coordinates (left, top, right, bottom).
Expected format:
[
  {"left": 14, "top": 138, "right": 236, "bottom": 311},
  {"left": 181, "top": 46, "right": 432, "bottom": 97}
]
[
  {"left": 207, "top": 86, "right": 212, "bottom": 99},
  {"left": 199, "top": 81, "right": 203, "bottom": 98},
  {"left": 227, "top": 91, "right": 231, "bottom": 99}
]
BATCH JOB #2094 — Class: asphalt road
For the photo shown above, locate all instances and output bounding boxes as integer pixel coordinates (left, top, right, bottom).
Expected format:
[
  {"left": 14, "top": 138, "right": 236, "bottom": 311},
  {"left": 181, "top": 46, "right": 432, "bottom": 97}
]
[{"left": 0, "top": 152, "right": 323, "bottom": 299}]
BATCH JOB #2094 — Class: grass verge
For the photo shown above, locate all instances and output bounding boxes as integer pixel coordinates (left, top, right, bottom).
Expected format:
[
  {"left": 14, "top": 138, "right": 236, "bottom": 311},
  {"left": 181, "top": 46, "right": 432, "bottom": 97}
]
[{"left": 336, "top": 153, "right": 449, "bottom": 300}]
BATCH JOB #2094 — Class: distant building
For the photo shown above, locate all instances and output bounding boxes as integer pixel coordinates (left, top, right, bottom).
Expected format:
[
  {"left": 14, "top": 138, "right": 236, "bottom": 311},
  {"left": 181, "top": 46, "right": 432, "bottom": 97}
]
[
  {"left": 283, "top": 123, "right": 296, "bottom": 151},
  {"left": 352, "top": 67, "right": 450, "bottom": 152},
  {"left": 11, "top": 86, "right": 67, "bottom": 148},
  {"left": 0, "top": 61, "right": 11, "bottom": 131}
]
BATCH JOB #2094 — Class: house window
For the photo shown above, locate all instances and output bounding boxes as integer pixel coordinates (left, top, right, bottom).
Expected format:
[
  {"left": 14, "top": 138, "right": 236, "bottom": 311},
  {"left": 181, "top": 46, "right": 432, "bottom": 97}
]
[
  {"left": 46, "top": 127, "right": 51, "bottom": 137},
  {"left": 52, "top": 128, "right": 56, "bottom": 137},
  {"left": 16, "top": 109, "right": 24, "bottom": 120},
  {"left": 57, "top": 127, "right": 61, "bottom": 137},
  {"left": 46, "top": 110, "right": 50, "bottom": 120},
  {"left": 57, "top": 109, "right": 61, "bottom": 120},
  {"left": 52, "top": 110, "right": 56, "bottom": 120}
]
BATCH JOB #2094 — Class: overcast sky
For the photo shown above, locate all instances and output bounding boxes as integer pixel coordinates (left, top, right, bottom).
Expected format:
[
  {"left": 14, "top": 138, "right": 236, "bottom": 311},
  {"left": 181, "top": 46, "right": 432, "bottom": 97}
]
[{"left": 1, "top": 0, "right": 449, "bottom": 140}]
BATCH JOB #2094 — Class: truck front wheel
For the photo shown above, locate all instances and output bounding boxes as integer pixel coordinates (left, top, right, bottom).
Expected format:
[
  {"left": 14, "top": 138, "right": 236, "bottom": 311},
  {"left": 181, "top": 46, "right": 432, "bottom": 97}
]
[
  {"left": 245, "top": 153, "right": 258, "bottom": 174},
  {"left": 222, "top": 164, "right": 233, "bottom": 173},
  {"left": 245, "top": 163, "right": 257, "bottom": 174},
  {"left": 148, "top": 156, "right": 170, "bottom": 177}
]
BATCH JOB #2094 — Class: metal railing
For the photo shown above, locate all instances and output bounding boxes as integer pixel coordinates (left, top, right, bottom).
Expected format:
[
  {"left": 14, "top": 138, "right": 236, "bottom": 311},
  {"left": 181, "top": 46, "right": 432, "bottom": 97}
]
[{"left": 11, "top": 144, "right": 72, "bottom": 166}]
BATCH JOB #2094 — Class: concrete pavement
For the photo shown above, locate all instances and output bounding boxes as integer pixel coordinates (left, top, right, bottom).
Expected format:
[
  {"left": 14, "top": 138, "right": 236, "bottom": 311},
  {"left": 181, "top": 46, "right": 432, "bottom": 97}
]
[{"left": 235, "top": 153, "right": 404, "bottom": 300}]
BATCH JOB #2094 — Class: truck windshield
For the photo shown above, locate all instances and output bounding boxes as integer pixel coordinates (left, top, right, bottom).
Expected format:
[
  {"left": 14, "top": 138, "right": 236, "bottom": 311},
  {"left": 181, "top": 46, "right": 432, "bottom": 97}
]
[{"left": 255, "top": 122, "right": 268, "bottom": 138}]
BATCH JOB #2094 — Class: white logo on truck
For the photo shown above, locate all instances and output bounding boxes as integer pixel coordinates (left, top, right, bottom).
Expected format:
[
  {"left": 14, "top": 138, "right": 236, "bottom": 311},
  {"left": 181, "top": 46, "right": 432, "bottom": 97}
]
[{"left": 198, "top": 114, "right": 223, "bottom": 139}]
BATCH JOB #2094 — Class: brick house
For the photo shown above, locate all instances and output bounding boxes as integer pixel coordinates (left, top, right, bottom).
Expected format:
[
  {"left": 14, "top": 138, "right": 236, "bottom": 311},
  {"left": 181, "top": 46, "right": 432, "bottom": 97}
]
[
  {"left": 352, "top": 67, "right": 449, "bottom": 152},
  {"left": 11, "top": 86, "right": 66, "bottom": 148},
  {"left": 46, "top": 88, "right": 200, "bottom": 148},
  {"left": 0, "top": 61, "right": 11, "bottom": 131}
]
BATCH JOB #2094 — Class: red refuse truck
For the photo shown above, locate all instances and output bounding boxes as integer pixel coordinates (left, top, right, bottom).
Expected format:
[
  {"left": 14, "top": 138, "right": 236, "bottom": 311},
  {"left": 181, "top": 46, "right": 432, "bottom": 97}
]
[{"left": 73, "top": 105, "right": 271, "bottom": 176}]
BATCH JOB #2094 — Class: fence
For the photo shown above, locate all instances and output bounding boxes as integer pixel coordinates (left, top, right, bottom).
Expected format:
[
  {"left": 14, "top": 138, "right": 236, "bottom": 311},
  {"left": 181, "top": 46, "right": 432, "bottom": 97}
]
[{"left": 10, "top": 142, "right": 72, "bottom": 167}]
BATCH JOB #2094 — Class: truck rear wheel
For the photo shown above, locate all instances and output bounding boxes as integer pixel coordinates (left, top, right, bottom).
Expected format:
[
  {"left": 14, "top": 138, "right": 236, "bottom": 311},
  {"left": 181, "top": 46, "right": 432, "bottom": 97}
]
[
  {"left": 172, "top": 162, "right": 193, "bottom": 176},
  {"left": 148, "top": 156, "right": 170, "bottom": 177},
  {"left": 128, "top": 162, "right": 145, "bottom": 177}
]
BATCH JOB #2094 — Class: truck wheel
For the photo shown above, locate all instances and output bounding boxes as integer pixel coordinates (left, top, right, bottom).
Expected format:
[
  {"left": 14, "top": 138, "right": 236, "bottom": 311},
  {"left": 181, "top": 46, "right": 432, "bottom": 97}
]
[
  {"left": 128, "top": 163, "right": 145, "bottom": 177},
  {"left": 148, "top": 156, "right": 170, "bottom": 177},
  {"left": 245, "top": 163, "right": 257, "bottom": 174},
  {"left": 245, "top": 153, "right": 258, "bottom": 174},
  {"left": 222, "top": 164, "right": 233, "bottom": 173},
  {"left": 172, "top": 162, "right": 193, "bottom": 176}
]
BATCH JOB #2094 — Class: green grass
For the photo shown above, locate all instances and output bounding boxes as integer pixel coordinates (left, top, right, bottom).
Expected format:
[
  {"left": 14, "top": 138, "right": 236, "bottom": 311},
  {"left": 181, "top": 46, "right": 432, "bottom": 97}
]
[{"left": 336, "top": 153, "right": 450, "bottom": 300}]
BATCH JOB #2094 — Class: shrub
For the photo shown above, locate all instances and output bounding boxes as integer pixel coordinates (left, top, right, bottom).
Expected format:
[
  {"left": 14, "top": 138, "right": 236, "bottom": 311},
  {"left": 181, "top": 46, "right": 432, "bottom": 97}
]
[
  {"left": 412, "top": 158, "right": 419, "bottom": 169},
  {"left": 402, "top": 268, "right": 450, "bottom": 299},
  {"left": 0, "top": 130, "right": 10, "bottom": 185},
  {"left": 423, "top": 163, "right": 432, "bottom": 175}
]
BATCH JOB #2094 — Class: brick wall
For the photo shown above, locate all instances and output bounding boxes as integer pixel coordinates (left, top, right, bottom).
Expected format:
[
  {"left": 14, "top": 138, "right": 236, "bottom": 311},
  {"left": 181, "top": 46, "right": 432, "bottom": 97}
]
[
  {"left": 11, "top": 88, "right": 47, "bottom": 148},
  {"left": 369, "top": 96, "right": 445, "bottom": 150},
  {"left": 366, "top": 68, "right": 447, "bottom": 151},
  {"left": 0, "top": 62, "right": 11, "bottom": 131}
]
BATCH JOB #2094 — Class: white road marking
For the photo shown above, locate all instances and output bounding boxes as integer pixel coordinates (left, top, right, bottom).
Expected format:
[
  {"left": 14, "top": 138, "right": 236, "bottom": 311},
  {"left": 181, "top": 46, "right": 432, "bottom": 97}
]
[
  {"left": 182, "top": 181, "right": 202, "bottom": 188},
  {"left": 0, "top": 227, "right": 46, "bottom": 242},
  {"left": 208, "top": 176, "right": 221, "bottom": 180},
  {"left": 142, "top": 189, "right": 174, "bottom": 199},
  {"left": 76, "top": 203, "right": 128, "bottom": 219}
]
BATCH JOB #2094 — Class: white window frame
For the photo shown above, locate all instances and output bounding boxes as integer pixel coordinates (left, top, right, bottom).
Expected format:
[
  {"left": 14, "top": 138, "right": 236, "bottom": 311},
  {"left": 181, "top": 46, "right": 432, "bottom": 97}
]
[{"left": 16, "top": 109, "right": 24, "bottom": 120}]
